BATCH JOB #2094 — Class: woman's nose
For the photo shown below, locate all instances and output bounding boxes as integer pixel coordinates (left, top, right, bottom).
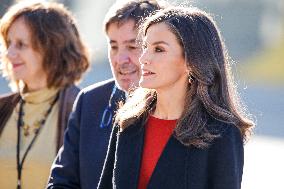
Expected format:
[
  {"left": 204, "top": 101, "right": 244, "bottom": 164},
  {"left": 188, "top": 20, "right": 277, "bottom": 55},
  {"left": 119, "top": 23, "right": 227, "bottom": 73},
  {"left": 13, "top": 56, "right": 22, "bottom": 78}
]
[
  {"left": 6, "top": 45, "right": 17, "bottom": 60},
  {"left": 139, "top": 50, "right": 150, "bottom": 65}
]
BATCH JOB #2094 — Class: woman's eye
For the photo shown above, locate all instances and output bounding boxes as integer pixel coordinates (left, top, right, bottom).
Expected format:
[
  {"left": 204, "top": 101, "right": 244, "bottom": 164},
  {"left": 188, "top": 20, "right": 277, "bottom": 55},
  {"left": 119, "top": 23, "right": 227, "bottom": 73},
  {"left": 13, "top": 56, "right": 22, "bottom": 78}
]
[
  {"left": 155, "top": 46, "right": 164, "bottom": 52},
  {"left": 16, "top": 41, "right": 26, "bottom": 49}
]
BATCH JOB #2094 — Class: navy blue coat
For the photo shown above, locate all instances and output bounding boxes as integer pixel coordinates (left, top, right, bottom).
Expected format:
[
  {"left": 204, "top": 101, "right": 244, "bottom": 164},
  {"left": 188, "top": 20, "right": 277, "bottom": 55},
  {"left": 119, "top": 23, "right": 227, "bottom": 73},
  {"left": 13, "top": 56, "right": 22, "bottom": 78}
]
[
  {"left": 98, "top": 118, "right": 244, "bottom": 189},
  {"left": 47, "top": 79, "right": 125, "bottom": 189}
]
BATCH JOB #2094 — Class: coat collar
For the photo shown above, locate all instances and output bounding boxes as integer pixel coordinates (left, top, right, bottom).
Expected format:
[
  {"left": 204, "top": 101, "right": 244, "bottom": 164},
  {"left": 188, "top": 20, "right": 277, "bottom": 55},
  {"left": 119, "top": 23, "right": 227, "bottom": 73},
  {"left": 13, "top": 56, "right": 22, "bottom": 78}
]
[{"left": 114, "top": 119, "right": 190, "bottom": 188}]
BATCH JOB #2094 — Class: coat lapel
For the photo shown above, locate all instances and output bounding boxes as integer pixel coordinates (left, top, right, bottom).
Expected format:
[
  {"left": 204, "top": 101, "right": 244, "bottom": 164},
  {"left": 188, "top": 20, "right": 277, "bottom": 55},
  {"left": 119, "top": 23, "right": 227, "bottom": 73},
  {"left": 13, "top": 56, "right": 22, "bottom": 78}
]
[
  {"left": 115, "top": 122, "right": 145, "bottom": 188},
  {"left": 147, "top": 136, "right": 189, "bottom": 189},
  {"left": 114, "top": 123, "right": 204, "bottom": 189},
  {"left": 115, "top": 130, "right": 189, "bottom": 189}
]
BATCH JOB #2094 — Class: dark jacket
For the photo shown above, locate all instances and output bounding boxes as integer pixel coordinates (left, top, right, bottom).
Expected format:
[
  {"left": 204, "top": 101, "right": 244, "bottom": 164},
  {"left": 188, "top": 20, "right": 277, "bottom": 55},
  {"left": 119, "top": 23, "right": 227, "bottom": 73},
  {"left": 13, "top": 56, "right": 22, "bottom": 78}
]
[
  {"left": 47, "top": 79, "right": 125, "bottom": 189},
  {"left": 0, "top": 85, "right": 80, "bottom": 152},
  {"left": 98, "top": 118, "right": 244, "bottom": 189}
]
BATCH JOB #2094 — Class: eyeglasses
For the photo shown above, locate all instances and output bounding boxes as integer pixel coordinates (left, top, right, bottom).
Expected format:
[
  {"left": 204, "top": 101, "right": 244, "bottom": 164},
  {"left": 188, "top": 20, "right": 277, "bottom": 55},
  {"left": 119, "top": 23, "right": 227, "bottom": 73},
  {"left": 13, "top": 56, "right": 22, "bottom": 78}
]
[{"left": 100, "top": 86, "right": 117, "bottom": 128}]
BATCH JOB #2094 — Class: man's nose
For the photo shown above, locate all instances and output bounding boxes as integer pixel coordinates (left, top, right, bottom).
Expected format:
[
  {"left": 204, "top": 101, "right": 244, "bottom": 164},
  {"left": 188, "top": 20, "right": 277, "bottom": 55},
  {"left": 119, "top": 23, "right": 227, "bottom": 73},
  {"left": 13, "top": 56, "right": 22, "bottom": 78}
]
[{"left": 117, "top": 51, "right": 130, "bottom": 65}]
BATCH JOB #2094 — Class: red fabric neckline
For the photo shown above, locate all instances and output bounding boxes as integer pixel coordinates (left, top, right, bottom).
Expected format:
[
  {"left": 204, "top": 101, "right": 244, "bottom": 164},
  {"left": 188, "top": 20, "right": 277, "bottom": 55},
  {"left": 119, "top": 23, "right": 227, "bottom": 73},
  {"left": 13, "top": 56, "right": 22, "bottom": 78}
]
[{"left": 137, "top": 115, "right": 177, "bottom": 189}]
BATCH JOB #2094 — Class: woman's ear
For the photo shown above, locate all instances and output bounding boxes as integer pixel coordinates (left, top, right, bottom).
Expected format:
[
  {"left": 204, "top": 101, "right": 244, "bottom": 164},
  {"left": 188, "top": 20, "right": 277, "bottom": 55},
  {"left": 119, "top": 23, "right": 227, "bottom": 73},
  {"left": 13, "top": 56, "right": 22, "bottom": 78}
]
[{"left": 186, "top": 67, "right": 192, "bottom": 75}]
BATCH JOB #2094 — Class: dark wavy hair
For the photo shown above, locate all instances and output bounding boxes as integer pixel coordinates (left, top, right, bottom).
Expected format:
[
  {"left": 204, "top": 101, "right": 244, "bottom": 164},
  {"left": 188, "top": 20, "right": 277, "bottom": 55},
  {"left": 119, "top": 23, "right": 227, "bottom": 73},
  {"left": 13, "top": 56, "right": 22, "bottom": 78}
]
[
  {"left": 116, "top": 6, "right": 254, "bottom": 148},
  {"left": 0, "top": 1, "right": 89, "bottom": 90},
  {"left": 103, "top": 0, "right": 164, "bottom": 33}
]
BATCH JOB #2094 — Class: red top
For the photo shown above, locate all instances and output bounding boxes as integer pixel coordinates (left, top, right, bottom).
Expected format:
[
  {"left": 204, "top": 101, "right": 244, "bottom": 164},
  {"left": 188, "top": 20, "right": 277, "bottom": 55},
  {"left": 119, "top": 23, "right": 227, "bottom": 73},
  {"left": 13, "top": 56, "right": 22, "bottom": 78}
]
[{"left": 137, "top": 116, "right": 177, "bottom": 189}]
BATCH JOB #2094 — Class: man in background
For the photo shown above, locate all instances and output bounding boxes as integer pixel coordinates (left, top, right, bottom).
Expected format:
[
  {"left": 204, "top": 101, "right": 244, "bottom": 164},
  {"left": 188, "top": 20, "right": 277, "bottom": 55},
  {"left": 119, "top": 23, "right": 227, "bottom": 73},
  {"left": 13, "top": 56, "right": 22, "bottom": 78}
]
[{"left": 47, "top": 1, "right": 163, "bottom": 188}]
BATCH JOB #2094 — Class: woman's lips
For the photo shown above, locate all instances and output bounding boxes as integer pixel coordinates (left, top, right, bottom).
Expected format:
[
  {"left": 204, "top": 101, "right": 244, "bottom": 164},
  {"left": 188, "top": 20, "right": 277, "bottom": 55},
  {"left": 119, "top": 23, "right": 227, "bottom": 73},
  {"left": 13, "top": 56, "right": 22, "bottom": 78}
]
[
  {"left": 142, "top": 69, "right": 155, "bottom": 76},
  {"left": 12, "top": 63, "right": 24, "bottom": 69}
]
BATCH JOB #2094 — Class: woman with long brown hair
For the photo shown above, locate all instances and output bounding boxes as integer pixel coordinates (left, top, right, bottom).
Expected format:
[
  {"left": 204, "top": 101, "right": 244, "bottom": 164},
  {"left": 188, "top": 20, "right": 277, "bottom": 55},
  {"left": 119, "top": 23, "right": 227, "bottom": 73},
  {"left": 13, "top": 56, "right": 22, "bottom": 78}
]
[
  {"left": 98, "top": 5, "right": 254, "bottom": 189},
  {"left": 0, "top": 1, "right": 89, "bottom": 188}
]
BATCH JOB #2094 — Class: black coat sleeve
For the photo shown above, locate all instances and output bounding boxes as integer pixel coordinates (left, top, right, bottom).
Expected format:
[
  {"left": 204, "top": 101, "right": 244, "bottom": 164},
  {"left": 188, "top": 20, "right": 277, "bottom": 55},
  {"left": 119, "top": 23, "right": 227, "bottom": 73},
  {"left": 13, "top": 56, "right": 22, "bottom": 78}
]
[
  {"left": 46, "top": 91, "right": 83, "bottom": 189},
  {"left": 97, "top": 124, "right": 119, "bottom": 189},
  {"left": 208, "top": 125, "right": 244, "bottom": 189}
]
